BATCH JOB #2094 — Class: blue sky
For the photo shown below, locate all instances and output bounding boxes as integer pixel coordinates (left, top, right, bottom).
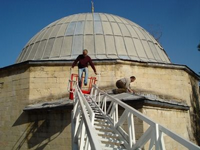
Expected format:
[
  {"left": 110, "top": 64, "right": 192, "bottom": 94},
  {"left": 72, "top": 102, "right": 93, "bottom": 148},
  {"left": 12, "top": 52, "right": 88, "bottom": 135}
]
[{"left": 0, "top": 0, "right": 199, "bottom": 74}]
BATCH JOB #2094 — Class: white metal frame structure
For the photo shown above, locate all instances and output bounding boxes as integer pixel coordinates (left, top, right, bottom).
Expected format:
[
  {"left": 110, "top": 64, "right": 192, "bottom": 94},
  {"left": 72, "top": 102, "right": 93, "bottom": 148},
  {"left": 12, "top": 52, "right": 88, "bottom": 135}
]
[
  {"left": 71, "top": 82, "right": 200, "bottom": 150},
  {"left": 71, "top": 81, "right": 102, "bottom": 150}
]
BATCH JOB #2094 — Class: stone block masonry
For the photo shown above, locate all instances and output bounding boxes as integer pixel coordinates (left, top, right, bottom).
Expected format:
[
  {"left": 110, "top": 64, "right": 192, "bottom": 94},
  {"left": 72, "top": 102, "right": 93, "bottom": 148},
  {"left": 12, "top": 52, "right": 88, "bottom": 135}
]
[{"left": 0, "top": 60, "right": 199, "bottom": 149}]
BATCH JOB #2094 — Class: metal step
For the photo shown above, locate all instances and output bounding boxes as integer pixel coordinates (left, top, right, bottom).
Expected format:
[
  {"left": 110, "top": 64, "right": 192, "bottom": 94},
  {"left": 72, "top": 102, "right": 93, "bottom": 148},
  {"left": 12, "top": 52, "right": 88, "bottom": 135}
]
[
  {"left": 94, "top": 125, "right": 113, "bottom": 131},
  {"left": 96, "top": 130, "right": 119, "bottom": 138},
  {"left": 95, "top": 115, "right": 106, "bottom": 119},
  {"left": 100, "top": 137, "right": 124, "bottom": 145},
  {"left": 94, "top": 121, "right": 112, "bottom": 127},
  {"left": 84, "top": 95, "right": 128, "bottom": 149},
  {"left": 95, "top": 118, "right": 109, "bottom": 122}
]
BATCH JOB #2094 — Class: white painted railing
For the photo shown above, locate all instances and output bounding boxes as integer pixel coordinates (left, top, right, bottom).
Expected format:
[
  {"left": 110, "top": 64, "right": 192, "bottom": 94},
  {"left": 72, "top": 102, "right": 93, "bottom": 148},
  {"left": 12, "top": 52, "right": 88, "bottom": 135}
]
[
  {"left": 71, "top": 81, "right": 102, "bottom": 150},
  {"left": 90, "top": 85, "right": 200, "bottom": 150}
]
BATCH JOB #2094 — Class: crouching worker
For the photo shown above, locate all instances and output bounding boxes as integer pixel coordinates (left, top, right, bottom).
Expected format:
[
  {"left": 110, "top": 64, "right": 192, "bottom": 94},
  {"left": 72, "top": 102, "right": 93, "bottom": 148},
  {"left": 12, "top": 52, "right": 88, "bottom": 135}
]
[
  {"left": 71, "top": 49, "right": 97, "bottom": 87},
  {"left": 113, "top": 76, "right": 136, "bottom": 94}
]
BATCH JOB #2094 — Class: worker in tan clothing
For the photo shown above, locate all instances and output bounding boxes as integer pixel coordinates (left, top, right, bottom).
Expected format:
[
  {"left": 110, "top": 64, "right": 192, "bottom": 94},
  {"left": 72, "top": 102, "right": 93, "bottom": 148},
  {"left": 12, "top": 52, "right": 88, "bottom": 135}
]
[{"left": 113, "top": 76, "right": 136, "bottom": 94}]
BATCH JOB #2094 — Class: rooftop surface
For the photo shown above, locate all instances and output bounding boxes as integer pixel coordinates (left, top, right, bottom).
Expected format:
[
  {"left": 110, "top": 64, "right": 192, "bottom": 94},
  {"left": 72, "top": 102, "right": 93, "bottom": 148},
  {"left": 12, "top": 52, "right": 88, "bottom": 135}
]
[{"left": 23, "top": 92, "right": 189, "bottom": 111}]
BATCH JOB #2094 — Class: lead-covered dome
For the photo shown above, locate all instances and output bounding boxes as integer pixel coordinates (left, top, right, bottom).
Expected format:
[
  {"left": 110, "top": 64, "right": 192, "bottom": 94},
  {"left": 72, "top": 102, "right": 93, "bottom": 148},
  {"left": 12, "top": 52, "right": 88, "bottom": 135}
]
[{"left": 16, "top": 13, "right": 171, "bottom": 63}]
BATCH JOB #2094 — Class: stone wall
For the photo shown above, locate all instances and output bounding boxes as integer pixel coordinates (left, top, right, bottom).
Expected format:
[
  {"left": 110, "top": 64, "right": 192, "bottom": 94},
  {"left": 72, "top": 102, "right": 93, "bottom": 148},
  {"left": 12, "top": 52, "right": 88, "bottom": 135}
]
[
  {"left": 113, "top": 61, "right": 196, "bottom": 106},
  {"left": 142, "top": 106, "right": 190, "bottom": 149},
  {"left": 0, "top": 60, "right": 199, "bottom": 149},
  {"left": 29, "top": 66, "right": 72, "bottom": 103},
  {"left": 0, "top": 65, "right": 30, "bottom": 150},
  {"left": 0, "top": 64, "right": 72, "bottom": 150},
  {"left": 24, "top": 109, "right": 71, "bottom": 150},
  {"left": 27, "top": 61, "right": 200, "bottom": 107}
]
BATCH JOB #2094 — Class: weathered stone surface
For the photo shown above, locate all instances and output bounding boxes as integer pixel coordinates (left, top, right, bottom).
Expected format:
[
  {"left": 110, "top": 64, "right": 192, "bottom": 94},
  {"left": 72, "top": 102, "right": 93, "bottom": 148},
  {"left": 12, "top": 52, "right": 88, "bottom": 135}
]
[{"left": 0, "top": 61, "right": 199, "bottom": 149}]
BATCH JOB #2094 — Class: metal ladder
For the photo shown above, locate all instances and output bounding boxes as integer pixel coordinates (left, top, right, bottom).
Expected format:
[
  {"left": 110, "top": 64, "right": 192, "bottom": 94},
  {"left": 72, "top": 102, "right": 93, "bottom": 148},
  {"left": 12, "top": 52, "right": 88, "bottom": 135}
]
[
  {"left": 86, "top": 95, "right": 127, "bottom": 149},
  {"left": 71, "top": 83, "right": 200, "bottom": 150}
]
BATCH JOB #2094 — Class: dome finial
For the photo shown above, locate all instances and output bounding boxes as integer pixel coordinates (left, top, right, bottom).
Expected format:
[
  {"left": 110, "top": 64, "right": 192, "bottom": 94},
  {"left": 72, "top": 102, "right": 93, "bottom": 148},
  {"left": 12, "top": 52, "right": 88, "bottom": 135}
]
[{"left": 91, "top": 0, "right": 94, "bottom": 13}]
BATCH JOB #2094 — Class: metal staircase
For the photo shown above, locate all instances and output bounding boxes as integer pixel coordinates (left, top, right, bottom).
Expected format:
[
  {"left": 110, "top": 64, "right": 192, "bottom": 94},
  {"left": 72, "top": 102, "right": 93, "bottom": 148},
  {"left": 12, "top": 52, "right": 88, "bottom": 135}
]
[{"left": 71, "top": 82, "right": 200, "bottom": 150}]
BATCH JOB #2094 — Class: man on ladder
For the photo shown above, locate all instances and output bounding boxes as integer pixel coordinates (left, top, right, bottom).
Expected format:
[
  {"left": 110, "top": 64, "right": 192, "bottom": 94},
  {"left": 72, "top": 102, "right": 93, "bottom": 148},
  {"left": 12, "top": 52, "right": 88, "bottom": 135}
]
[{"left": 71, "top": 49, "right": 97, "bottom": 87}]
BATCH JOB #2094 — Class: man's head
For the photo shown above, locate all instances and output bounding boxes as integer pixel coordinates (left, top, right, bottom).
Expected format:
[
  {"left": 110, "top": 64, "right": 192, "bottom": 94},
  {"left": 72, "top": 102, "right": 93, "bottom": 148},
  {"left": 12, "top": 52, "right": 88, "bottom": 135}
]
[
  {"left": 130, "top": 76, "right": 136, "bottom": 82},
  {"left": 83, "top": 49, "right": 88, "bottom": 56}
]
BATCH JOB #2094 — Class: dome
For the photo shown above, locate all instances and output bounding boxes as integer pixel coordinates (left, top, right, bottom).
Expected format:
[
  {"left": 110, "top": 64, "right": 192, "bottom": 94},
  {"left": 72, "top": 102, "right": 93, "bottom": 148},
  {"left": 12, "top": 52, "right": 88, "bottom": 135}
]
[{"left": 16, "top": 13, "right": 171, "bottom": 63}]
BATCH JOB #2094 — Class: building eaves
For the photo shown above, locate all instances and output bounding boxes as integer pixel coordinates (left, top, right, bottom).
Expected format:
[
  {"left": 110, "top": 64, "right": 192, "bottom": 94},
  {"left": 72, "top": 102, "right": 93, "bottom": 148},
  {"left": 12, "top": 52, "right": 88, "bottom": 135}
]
[
  {"left": 112, "top": 93, "right": 189, "bottom": 110},
  {"left": 23, "top": 99, "right": 73, "bottom": 111}
]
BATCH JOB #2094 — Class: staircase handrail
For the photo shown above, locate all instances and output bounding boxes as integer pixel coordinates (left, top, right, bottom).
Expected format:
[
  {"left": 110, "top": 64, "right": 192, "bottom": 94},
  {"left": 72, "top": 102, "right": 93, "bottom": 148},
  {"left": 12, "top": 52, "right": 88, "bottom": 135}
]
[
  {"left": 90, "top": 85, "right": 200, "bottom": 150},
  {"left": 71, "top": 82, "right": 102, "bottom": 150}
]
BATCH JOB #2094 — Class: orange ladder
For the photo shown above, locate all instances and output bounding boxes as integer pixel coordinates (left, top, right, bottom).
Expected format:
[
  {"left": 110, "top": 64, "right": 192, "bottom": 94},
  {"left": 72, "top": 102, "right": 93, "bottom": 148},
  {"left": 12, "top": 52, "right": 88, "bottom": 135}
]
[{"left": 69, "top": 73, "right": 97, "bottom": 100}]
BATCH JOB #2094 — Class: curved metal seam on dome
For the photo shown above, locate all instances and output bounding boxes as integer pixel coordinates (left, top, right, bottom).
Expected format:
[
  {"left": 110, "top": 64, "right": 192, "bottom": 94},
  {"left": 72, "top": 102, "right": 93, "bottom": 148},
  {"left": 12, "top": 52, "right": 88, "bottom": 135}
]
[
  {"left": 19, "top": 46, "right": 30, "bottom": 62},
  {"left": 61, "top": 23, "right": 72, "bottom": 58},
  {"left": 25, "top": 34, "right": 39, "bottom": 60},
  {"left": 24, "top": 31, "right": 39, "bottom": 49},
  {"left": 71, "top": 14, "right": 80, "bottom": 59},
  {"left": 118, "top": 17, "right": 140, "bottom": 61},
  {"left": 152, "top": 37, "right": 170, "bottom": 63},
  {"left": 94, "top": 13, "right": 100, "bottom": 59},
  {"left": 141, "top": 28, "right": 162, "bottom": 62},
  {"left": 94, "top": 13, "right": 99, "bottom": 58},
  {"left": 116, "top": 15, "right": 132, "bottom": 60},
  {"left": 139, "top": 28, "right": 158, "bottom": 62},
  {"left": 130, "top": 24, "right": 149, "bottom": 62},
  {"left": 76, "top": 13, "right": 85, "bottom": 57},
  {"left": 57, "top": 24, "right": 68, "bottom": 59},
  {"left": 126, "top": 30, "right": 140, "bottom": 60},
  {"left": 16, "top": 48, "right": 26, "bottom": 63},
  {"left": 125, "top": 24, "right": 141, "bottom": 61},
  {"left": 29, "top": 29, "right": 46, "bottom": 60},
  {"left": 162, "top": 49, "right": 171, "bottom": 62},
  {"left": 109, "top": 14, "right": 121, "bottom": 59},
  {"left": 100, "top": 13, "right": 110, "bottom": 59},
  {"left": 119, "top": 16, "right": 129, "bottom": 25},
  {"left": 48, "top": 21, "right": 63, "bottom": 59},
  {"left": 64, "top": 14, "right": 76, "bottom": 59},
  {"left": 33, "top": 27, "right": 50, "bottom": 60},
  {"left": 31, "top": 28, "right": 45, "bottom": 45},
  {"left": 62, "top": 15, "right": 77, "bottom": 59},
  {"left": 20, "top": 28, "right": 44, "bottom": 62},
  {"left": 103, "top": 14, "right": 115, "bottom": 59},
  {"left": 48, "top": 19, "right": 61, "bottom": 28},
  {"left": 154, "top": 44, "right": 168, "bottom": 62},
  {"left": 148, "top": 40, "right": 163, "bottom": 62},
  {"left": 66, "top": 15, "right": 75, "bottom": 24},
  {"left": 108, "top": 14, "right": 120, "bottom": 59},
  {"left": 147, "top": 33, "right": 165, "bottom": 62},
  {"left": 103, "top": 13, "right": 113, "bottom": 59},
  {"left": 81, "top": 13, "right": 87, "bottom": 58},
  {"left": 152, "top": 40, "right": 168, "bottom": 62},
  {"left": 100, "top": 13, "right": 109, "bottom": 59},
  {"left": 56, "top": 16, "right": 68, "bottom": 25},
  {"left": 40, "top": 25, "right": 56, "bottom": 60},
  {"left": 23, "top": 45, "right": 32, "bottom": 61},
  {"left": 158, "top": 47, "right": 170, "bottom": 63},
  {"left": 53, "top": 21, "right": 66, "bottom": 59},
  {"left": 23, "top": 45, "right": 33, "bottom": 61},
  {"left": 133, "top": 27, "right": 152, "bottom": 62}
]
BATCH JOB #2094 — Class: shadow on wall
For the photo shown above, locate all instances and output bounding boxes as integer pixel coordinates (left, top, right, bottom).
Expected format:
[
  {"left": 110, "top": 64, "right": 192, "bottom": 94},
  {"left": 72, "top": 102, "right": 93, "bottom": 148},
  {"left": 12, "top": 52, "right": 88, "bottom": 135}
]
[
  {"left": 12, "top": 109, "right": 71, "bottom": 150},
  {"left": 189, "top": 78, "right": 200, "bottom": 146}
]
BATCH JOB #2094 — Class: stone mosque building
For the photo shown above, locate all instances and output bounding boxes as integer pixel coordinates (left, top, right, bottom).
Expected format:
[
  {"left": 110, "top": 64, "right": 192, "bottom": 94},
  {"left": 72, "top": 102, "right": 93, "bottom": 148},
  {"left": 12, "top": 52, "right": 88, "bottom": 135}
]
[{"left": 0, "top": 13, "right": 199, "bottom": 149}]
